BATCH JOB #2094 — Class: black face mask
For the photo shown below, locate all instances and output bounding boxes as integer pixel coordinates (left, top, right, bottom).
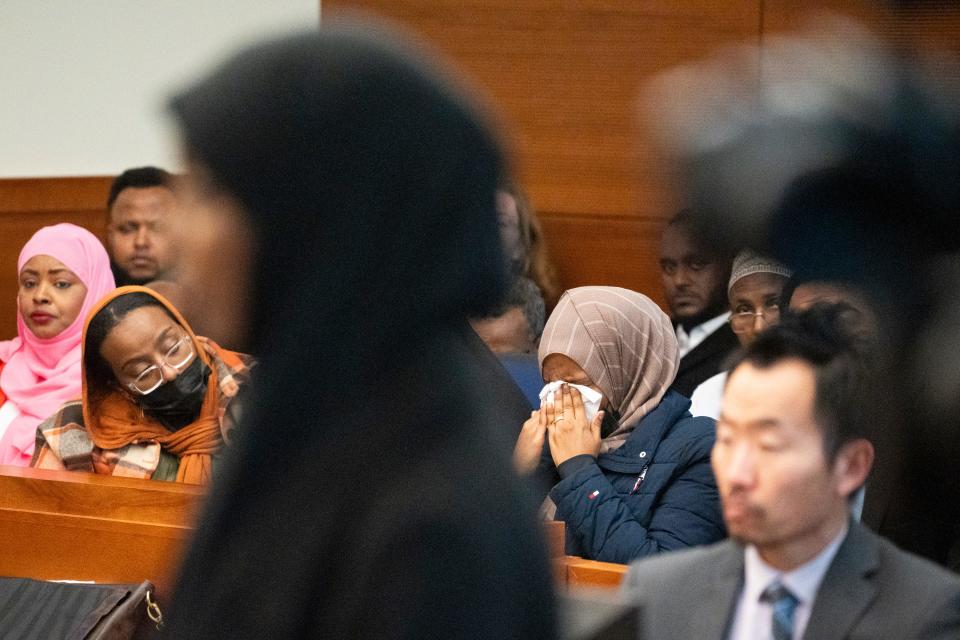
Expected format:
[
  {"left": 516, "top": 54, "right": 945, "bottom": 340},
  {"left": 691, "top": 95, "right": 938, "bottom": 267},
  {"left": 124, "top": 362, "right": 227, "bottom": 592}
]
[{"left": 138, "top": 358, "right": 211, "bottom": 431}]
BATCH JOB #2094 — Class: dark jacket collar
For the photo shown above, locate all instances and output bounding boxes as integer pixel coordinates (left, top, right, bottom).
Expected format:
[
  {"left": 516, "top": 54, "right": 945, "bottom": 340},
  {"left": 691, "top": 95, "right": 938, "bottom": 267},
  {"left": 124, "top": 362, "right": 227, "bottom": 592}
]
[
  {"left": 678, "top": 322, "right": 739, "bottom": 372},
  {"left": 599, "top": 391, "right": 692, "bottom": 470}
]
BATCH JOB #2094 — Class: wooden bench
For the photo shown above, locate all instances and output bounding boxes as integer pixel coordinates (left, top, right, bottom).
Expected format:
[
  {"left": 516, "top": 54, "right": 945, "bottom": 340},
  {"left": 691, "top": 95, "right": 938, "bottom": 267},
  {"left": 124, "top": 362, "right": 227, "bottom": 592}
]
[
  {"left": 545, "top": 520, "right": 629, "bottom": 590},
  {"left": 0, "top": 466, "right": 204, "bottom": 604},
  {"left": 0, "top": 466, "right": 627, "bottom": 611},
  {"left": 556, "top": 557, "right": 629, "bottom": 590}
]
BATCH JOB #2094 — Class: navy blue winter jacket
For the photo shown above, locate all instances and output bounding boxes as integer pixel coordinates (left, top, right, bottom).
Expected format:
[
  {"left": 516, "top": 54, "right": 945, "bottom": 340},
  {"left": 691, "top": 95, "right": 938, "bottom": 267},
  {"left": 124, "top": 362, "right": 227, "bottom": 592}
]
[{"left": 543, "top": 390, "right": 724, "bottom": 564}]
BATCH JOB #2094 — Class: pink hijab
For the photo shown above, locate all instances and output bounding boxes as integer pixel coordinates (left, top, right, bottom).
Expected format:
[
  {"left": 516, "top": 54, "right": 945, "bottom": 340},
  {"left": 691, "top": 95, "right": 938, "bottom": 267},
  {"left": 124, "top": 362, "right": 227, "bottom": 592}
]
[{"left": 0, "top": 224, "right": 115, "bottom": 465}]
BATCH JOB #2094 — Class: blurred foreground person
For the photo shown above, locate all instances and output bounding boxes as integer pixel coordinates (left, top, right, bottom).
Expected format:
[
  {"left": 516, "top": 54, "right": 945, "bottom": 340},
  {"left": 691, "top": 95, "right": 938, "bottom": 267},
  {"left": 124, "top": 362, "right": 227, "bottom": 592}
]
[
  {"left": 164, "top": 24, "right": 555, "bottom": 639},
  {"left": 644, "top": 13, "right": 960, "bottom": 569},
  {"left": 623, "top": 307, "right": 960, "bottom": 640}
]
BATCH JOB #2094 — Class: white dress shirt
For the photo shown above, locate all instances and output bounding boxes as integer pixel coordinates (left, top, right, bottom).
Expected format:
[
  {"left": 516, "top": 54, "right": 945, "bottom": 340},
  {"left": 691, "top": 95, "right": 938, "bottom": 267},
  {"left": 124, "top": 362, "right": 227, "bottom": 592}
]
[
  {"left": 676, "top": 312, "right": 730, "bottom": 358},
  {"left": 690, "top": 370, "right": 728, "bottom": 419},
  {"left": 727, "top": 524, "right": 848, "bottom": 640}
]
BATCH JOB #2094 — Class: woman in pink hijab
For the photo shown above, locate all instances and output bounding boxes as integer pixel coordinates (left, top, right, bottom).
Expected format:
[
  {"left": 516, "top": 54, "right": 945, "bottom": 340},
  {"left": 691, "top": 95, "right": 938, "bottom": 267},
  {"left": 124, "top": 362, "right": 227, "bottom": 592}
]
[{"left": 0, "top": 224, "right": 115, "bottom": 466}]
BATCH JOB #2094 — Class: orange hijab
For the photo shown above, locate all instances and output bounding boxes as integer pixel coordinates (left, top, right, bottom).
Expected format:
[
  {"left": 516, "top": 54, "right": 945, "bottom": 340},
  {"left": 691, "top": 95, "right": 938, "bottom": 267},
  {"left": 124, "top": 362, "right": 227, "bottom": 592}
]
[{"left": 82, "top": 286, "right": 223, "bottom": 485}]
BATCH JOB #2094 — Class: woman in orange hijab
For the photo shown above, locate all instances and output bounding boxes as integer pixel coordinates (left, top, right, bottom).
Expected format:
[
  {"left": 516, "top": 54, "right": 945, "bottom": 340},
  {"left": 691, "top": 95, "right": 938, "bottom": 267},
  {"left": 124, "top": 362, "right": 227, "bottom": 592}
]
[{"left": 32, "top": 286, "right": 252, "bottom": 484}]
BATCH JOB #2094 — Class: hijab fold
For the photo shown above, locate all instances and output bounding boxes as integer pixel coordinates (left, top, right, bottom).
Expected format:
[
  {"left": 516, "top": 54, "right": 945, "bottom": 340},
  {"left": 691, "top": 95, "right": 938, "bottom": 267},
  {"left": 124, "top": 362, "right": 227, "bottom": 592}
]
[
  {"left": 0, "top": 224, "right": 115, "bottom": 465},
  {"left": 538, "top": 286, "right": 680, "bottom": 453},
  {"left": 82, "top": 286, "right": 222, "bottom": 485}
]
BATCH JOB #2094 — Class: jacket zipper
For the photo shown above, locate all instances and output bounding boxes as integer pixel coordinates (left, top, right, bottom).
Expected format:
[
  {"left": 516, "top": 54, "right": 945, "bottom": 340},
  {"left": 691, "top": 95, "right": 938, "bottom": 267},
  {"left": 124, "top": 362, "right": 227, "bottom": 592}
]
[{"left": 630, "top": 465, "right": 648, "bottom": 494}]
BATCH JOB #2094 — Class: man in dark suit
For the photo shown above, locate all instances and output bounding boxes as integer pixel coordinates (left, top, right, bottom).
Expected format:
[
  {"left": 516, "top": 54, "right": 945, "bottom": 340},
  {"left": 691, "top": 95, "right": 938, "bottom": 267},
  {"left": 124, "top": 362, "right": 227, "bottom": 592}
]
[
  {"left": 623, "top": 306, "right": 960, "bottom": 639},
  {"left": 659, "top": 211, "right": 738, "bottom": 397}
]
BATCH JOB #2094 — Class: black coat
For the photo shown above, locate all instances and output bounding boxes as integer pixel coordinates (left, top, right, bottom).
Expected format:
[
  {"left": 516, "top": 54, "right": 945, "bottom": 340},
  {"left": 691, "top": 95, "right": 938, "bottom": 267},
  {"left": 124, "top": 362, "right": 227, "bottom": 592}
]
[
  {"left": 669, "top": 323, "right": 739, "bottom": 398},
  {"left": 164, "top": 26, "right": 555, "bottom": 639},
  {"left": 174, "top": 323, "right": 553, "bottom": 639}
]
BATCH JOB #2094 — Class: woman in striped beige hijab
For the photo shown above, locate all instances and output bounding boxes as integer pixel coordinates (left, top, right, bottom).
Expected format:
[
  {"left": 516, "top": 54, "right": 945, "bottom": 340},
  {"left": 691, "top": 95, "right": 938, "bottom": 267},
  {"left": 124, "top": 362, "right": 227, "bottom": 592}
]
[{"left": 514, "top": 286, "right": 725, "bottom": 563}]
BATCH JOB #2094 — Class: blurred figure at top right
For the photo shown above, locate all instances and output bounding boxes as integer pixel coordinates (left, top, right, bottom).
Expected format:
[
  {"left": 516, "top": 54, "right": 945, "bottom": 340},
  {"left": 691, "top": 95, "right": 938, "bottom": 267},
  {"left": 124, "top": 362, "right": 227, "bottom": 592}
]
[{"left": 642, "top": 5, "right": 960, "bottom": 570}]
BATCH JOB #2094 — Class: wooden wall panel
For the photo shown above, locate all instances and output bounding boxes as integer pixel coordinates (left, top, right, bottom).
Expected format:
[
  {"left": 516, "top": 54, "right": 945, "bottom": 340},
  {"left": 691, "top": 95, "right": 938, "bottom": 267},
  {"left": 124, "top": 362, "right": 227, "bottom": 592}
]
[
  {"left": 324, "top": 0, "right": 763, "bottom": 302},
  {"left": 561, "top": 556, "right": 628, "bottom": 589},
  {"left": 0, "top": 177, "right": 110, "bottom": 337},
  {"left": 539, "top": 212, "right": 666, "bottom": 306},
  {"left": 1, "top": 5, "right": 769, "bottom": 323},
  {"left": 325, "top": 0, "right": 761, "bottom": 219},
  {"left": 12, "top": 7, "right": 947, "bottom": 332}
]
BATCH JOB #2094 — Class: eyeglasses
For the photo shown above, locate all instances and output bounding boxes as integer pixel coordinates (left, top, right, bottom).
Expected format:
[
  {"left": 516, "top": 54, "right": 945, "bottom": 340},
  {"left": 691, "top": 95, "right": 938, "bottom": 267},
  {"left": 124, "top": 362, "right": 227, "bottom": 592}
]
[
  {"left": 127, "top": 335, "right": 196, "bottom": 395},
  {"left": 730, "top": 304, "right": 781, "bottom": 334}
]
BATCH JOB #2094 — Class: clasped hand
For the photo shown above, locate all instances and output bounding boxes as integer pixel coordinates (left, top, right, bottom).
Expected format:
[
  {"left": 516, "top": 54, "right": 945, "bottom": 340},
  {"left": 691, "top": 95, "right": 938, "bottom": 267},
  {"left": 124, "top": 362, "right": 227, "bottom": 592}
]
[{"left": 513, "top": 383, "right": 603, "bottom": 474}]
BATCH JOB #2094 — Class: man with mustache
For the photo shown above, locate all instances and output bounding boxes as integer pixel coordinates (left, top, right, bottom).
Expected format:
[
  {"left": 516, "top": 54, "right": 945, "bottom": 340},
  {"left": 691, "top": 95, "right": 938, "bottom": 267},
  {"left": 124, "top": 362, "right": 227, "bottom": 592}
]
[{"left": 659, "top": 210, "right": 737, "bottom": 397}]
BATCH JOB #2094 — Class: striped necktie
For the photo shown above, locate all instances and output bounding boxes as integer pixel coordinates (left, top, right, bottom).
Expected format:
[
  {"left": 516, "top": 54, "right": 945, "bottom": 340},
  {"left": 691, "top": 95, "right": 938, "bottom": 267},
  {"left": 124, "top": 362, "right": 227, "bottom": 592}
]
[{"left": 760, "top": 581, "right": 799, "bottom": 640}]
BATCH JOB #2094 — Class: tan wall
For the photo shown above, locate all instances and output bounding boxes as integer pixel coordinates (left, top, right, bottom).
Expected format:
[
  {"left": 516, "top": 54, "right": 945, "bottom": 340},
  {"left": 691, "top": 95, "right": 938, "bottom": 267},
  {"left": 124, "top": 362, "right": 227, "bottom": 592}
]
[
  {"left": 323, "top": 0, "right": 960, "bottom": 307},
  {"left": 324, "top": 0, "right": 766, "bottom": 307},
  {"left": 1, "top": 1, "right": 956, "bottom": 339}
]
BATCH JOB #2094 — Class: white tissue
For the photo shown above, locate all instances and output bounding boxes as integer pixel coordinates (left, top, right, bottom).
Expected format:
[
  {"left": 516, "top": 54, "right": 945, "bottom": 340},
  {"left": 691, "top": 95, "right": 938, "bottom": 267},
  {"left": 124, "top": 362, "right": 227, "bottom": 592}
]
[{"left": 538, "top": 380, "right": 604, "bottom": 424}]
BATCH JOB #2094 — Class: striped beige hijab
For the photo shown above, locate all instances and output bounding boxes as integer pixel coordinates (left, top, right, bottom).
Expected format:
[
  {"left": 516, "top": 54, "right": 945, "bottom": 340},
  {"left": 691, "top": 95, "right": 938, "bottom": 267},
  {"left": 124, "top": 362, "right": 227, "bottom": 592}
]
[{"left": 538, "top": 287, "right": 679, "bottom": 453}]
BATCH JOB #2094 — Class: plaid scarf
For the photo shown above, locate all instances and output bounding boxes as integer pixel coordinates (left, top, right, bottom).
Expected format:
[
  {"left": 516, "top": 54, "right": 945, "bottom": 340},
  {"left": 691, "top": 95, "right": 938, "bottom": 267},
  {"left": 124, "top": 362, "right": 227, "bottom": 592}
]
[{"left": 31, "top": 344, "right": 253, "bottom": 485}]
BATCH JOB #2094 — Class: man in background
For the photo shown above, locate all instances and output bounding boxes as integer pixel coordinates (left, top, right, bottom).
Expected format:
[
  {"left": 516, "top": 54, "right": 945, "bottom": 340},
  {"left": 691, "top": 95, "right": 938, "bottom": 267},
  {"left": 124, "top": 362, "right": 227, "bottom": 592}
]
[
  {"left": 106, "top": 166, "right": 179, "bottom": 286},
  {"left": 470, "top": 276, "right": 546, "bottom": 408},
  {"left": 689, "top": 251, "right": 792, "bottom": 419},
  {"left": 623, "top": 307, "right": 960, "bottom": 639},
  {"left": 659, "top": 210, "right": 738, "bottom": 397},
  {"left": 470, "top": 276, "right": 545, "bottom": 356}
]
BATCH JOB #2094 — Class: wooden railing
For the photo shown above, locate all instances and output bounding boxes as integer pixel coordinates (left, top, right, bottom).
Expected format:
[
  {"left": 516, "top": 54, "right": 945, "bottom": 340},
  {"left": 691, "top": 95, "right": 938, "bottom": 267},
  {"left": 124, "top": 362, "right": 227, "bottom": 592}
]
[
  {"left": 0, "top": 466, "right": 204, "bottom": 602},
  {"left": 0, "top": 466, "right": 626, "bottom": 612},
  {"left": 545, "top": 520, "right": 628, "bottom": 590}
]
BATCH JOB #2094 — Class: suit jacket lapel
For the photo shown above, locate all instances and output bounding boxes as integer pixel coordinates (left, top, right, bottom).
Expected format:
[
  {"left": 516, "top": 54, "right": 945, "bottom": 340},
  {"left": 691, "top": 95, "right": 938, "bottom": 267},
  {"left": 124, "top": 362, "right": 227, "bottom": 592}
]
[
  {"left": 802, "top": 523, "right": 880, "bottom": 640},
  {"left": 687, "top": 541, "right": 745, "bottom": 640},
  {"left": 678, "top": 323, "right": 737, "bottom": 374}
]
